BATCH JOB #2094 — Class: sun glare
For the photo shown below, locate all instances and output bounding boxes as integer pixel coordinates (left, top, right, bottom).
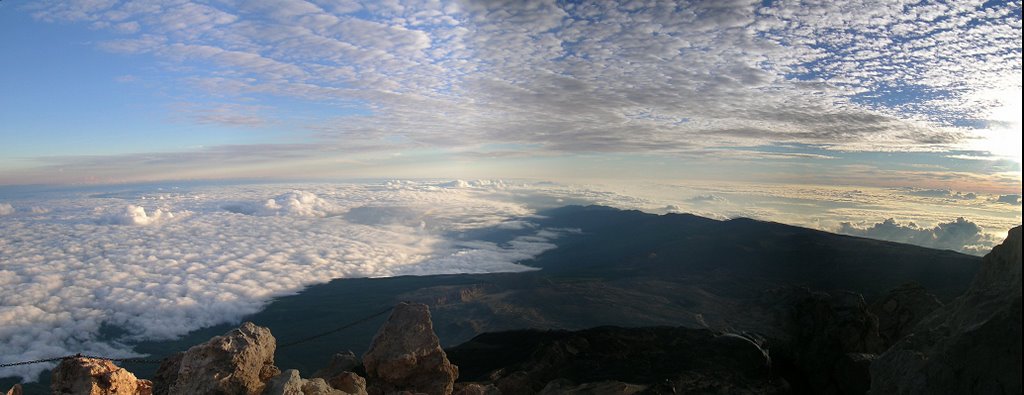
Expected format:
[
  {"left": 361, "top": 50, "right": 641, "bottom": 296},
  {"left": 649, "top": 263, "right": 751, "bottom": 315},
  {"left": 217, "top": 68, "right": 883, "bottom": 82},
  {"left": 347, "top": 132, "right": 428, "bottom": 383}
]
[{"left": 966, "top": 87, "right": 1023, "bottom": 165}]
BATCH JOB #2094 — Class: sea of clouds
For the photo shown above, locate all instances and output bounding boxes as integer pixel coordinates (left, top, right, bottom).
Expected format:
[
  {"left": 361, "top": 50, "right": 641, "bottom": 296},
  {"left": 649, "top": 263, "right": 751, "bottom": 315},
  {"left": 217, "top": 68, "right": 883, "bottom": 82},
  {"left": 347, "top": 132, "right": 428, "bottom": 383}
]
[
  {"left": 0, "top": 179, "right": 1018, "bottom": 381},
  {"left": 0, "top": 180, "right": 599, "bottom": 381}
]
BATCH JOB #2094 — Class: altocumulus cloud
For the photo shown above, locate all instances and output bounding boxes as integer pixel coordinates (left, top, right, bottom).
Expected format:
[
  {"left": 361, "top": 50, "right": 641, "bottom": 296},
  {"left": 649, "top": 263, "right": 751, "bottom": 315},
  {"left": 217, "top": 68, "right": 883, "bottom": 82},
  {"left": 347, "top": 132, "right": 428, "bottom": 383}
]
[
  {"left": 0, "top": 182, "right": 572, "bottom": 381},
  {"left": 16, "top": 0, "right": 1022, "bottom": 173},
  {"left": 838, "top": 217, "right": 998, "bottom": 255}
]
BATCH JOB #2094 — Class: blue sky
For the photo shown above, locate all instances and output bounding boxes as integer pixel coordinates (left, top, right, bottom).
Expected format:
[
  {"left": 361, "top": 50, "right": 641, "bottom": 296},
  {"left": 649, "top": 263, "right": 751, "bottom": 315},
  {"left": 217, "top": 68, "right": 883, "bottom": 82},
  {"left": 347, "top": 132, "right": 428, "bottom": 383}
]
[{"left": 0, "top": 0, "right": 1020, "bottom": 193}]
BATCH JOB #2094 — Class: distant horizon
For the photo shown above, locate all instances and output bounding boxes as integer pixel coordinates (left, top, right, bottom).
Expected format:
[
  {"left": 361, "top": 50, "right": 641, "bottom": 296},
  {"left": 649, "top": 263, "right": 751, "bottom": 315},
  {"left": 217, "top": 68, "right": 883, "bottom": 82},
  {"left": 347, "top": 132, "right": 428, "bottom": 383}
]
[{"left": 1, "top": 1, "right": 1020, "bottom": 193}]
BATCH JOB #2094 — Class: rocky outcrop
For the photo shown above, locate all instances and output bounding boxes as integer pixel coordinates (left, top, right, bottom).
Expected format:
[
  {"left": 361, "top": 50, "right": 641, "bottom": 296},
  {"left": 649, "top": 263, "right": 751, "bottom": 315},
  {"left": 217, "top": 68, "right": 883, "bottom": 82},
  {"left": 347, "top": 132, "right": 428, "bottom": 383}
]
[
  {"left": 3, "top": 384, "right": 21, "bottom": 395},
  {"left": 537, "top": 379, "right": 644, "bottom": 395},
  {"left": 765, "top": 287, "right": 885, "bottom": 395},
  {"left": 446, "top": 326, "right": 784, "bottom": 395},
  {"left": 869, "top": 226, "right": 1023, "bottom": 395},
  {"left": 363, "top": 302, "right": 458, "bottom": 395},
  {"left": 50, "top": 357, "right": 152, "bottom": 395},
  {"left": 868, "top": 282, "right": 943, "bottom": 347},
  {"left": 264, "top": 369, "right": 304, "bottom": 395},
  {"left": 154, "top": 322, "right": 279, "bottom": 395},
  {"left": 451, "top": 383, "right": 500, "bottom": 395}
]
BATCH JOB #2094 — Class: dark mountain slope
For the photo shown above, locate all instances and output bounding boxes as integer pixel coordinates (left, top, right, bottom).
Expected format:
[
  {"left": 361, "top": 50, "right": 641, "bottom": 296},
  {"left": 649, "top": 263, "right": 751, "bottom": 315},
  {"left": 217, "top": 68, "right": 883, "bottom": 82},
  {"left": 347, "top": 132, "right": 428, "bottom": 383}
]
[{"left": 28, "top": 205, "right": 979, "bottom": 389}]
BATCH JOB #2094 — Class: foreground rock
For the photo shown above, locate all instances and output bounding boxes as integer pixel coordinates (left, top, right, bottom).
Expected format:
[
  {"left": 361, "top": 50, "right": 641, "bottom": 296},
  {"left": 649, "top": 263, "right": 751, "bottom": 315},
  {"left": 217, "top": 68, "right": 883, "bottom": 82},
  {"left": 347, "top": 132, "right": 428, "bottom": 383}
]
[
  {"left": 868, "top": 282, "right": 943, "bottom": 347},
  {"left": 363, "top": 302, "right": 458, "bottom": 395},
  {"left": 50, "top": 357, "right": 152, "bottom": 395},
  {"left": 870, "top": 226, "right": 1023, "bottom": 395},
  {"left": 446, "top": 326, "right": 784, "bottom": 395},
  {"left": 154, "top": 322, "right": 280, "bottom": 395},
  {"left": 760, "top": 287, "right": 885, "bottom": 395}
]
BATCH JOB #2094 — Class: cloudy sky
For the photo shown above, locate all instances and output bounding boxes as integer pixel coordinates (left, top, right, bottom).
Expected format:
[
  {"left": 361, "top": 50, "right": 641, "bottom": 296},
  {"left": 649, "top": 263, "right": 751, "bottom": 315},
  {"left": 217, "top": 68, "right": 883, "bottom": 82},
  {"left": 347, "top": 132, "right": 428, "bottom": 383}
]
[
  {"left": 0, "top": 0, "right": 1020, "bottom": 191},
  {"left": 0, "top": 1, "right": 1021, "bottom": 380}
]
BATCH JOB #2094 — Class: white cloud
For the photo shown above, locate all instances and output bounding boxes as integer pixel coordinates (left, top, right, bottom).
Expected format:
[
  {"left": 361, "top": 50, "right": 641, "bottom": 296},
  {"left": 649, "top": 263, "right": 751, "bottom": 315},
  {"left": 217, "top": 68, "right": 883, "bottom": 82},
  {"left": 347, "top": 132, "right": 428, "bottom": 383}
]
[
  {"left": 837, "top": 217, "right": 998, "bottom": 255},
  {"left": 17, "top": 0, "right": 1021, "bottom": 170},
  {"left": 99, "top": 205, "right": 178, "bottom": 226},
  {"left": 0, "top": 182, "right": 568, "bottom": 381}
]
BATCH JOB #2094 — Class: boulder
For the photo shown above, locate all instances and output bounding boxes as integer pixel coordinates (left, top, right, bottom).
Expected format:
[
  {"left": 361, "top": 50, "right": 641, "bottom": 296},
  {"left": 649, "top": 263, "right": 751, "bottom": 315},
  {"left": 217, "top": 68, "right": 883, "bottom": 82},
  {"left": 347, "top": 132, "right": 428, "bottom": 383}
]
[
  {"left": 452, "top": 383, "right": 501, "bottom": 395},
  {"left": 3, "top": 384, "right": 21, "bottom": 395},
  {"left": 446, "top": 326, "right": 782, "bottom": 395},
  {"left": 157, "top": 322, "right": 279, "bottom": 395},
  {"left": 263, "top": 369, "right": 303, "bottom": 395},
  {"left": 312, "top": 351, "right": 360, "bottom": 381},
  {"left": 764, "top": 287, "right": 885, "bottom": 394},
  {"left": 301, "top": 378, "right": 346, "bottom": 395},
  {"left": 870, "top": 226, "right": 1022, "bottom": 395},
  {"left": 50, "top": 357, "right": 152, "bottom": 395},
  {"left": 324, "top": 372, "right": 367, "bottom": 395},
  {"left": 363, "top": 302, "right": 458, "bottom": 395},
  {"left": 537, "top": 379, "right": 645, "bottom": 395},
  {"left": 868, "top": 282, "right": 942, "bottom": 346}
]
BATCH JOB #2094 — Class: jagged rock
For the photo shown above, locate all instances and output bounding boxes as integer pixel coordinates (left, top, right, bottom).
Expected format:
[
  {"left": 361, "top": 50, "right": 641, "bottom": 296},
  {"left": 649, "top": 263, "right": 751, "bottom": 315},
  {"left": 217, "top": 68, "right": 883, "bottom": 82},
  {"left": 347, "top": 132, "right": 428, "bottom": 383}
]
[
  {"left": 868, "top": 282, "right": 942, "bottom": 346},
  {"left": 264, "top": 369, "right": 304, "bottom": 395},
  {"left": 870, "top": 226, "right": 1023, "bottom": 395},
  {"left": 312, "top": 351, "right": 360, "bottom": 381},
  {"left": 3, "top": 384, "right": 21, "bottom": 395},
  {"left": 158, "top": 322, "right": 279, "bottom": 395},
  {"left": 50, "top": 357, "right": 152, "bottom": 395},
  {"left": 324, "top": 372, "right": 367, "bottom": 395},
  {"left": 537, "top": 379, "right": 645, "bottom": 395},
  {"left": 152, "top": 352, "right": 183, "bottom": 395},
  {"left": 301, "top": 378, "right": 348, "bottom": 395},
  {"left": 765, "top": 287, "right": 885, "bottom": 395},
  {"left": 447, "top": 326, "right": 782, "bottom": 395},
  {"left": 452, "top": 383, "right": 501, "bottom": 395},
  {"left": 363, "top": 302, "right": 458, "bottom": 395}
]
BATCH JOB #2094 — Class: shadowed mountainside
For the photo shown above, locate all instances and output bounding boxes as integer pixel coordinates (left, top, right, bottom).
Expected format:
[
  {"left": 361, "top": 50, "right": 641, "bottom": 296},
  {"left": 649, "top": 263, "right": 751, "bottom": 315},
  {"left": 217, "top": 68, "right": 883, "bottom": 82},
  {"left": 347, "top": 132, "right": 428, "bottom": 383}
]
[{"left": 2, "top": 206, "right": 983, "bottom": 393}]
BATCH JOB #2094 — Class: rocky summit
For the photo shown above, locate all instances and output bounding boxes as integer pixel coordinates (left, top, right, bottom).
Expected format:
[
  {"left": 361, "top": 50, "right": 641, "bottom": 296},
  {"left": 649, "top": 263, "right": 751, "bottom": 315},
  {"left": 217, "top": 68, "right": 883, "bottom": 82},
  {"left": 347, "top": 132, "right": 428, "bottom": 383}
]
[{"left": 869, "top": 226, "right": 1023, "bottom": 395}]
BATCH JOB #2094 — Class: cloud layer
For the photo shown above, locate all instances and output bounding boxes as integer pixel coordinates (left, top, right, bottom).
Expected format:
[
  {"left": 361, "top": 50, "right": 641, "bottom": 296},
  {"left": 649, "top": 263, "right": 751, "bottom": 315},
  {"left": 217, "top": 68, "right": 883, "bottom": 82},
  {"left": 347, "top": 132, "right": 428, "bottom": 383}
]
[
  {"left": 0, "top": 182, "right": 565, "bottom": 381},
  {"left": 838, "top": 217, "right": 998, "bottom": 255},
  {"left": 0, "top": 179, "right": 1018, "bottom": 382}
]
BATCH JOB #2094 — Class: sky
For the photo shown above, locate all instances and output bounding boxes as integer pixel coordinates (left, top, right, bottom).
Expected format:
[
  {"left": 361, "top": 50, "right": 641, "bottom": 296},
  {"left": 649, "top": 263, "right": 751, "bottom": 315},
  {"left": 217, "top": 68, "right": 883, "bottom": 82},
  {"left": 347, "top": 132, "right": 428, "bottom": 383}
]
[
  {"left": 0, "top": 0, "right": 1020, "bottom": 190},
  {"left": 0, "top": 1, "right": 1022, "bottom": 381}
]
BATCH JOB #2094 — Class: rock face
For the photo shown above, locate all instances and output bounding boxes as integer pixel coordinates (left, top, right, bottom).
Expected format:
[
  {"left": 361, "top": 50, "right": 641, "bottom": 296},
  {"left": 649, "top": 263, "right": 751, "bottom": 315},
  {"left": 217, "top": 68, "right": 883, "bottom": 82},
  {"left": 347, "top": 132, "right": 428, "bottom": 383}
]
[
  {"left": 870, "top": 226, "right": 1023, "bottom": 395},
  {"left": 363, "top": 302, "right": 459, "bottom": 395},
  {"left": 766, "top": 287, "right": 886, "bottom": 395},
  {"left": 446, "top": 326, "right": 784, "bottom": 395},
  {"left": 50, "top": 357, "right": 153, "bottom": 395},
  {"left": 868, "top": 282, "right": 943, "bottom": 347},
  {"left": 154, "top": 322, "right": 279, "bottom": 395}
]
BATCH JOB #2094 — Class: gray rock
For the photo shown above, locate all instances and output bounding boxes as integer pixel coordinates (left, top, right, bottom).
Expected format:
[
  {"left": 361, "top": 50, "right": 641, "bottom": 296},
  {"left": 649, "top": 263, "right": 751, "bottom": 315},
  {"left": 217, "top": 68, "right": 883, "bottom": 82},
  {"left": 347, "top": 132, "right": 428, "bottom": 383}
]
[
  {"left": 870, "top": 226, "right": 1022, "bottom": 395},
  {"left": 538, "top": 379, "right": 645, "bottom": 395},
  {"left": 324, "top": 372, "right": 367, "bottom": 395},
  {"left": 452, "top": 383, "right": 501, "bottom": 395},
  {"left": 765, "top": 287, "right": 885, "bottom": 394},
  {"left": 162, "top": 322, "right": 279, "bottom": 395},
  {"left": 868, "top": 282, "right": 942, "bottom": 347},
  {"left": 312, "top": 351, "right": 360, "bottom": 382},
  {"left": 301, "top": 378, "right": 348, "bottom": 395},
  {"left": 363, "top": 302, "right": 458, "bottom": 395},
  {"left": 264, "top": 369, "right": 303, "bottom": 395}
]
